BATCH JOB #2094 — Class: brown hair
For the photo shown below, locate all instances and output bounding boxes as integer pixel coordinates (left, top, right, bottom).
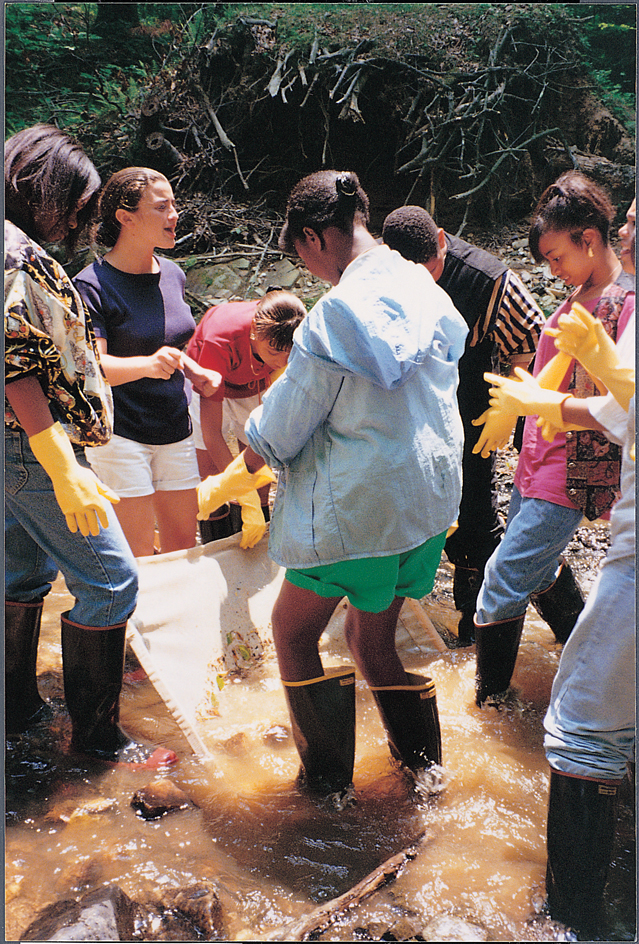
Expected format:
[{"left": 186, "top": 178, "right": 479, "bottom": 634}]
[
  {"left": 96, "top": 167, "right": 168, "bottom": 247},
  {"left": 529, "top": 172, "right": 615, "bottom": 263},
  {"left": 278, "top": 170, "right": 370, "bottom": 255},
  {"left": 252, "top": 290, "right": 306, "bottom": 352},
  {"left": 382, "top": 206, "right": 440, "bottom": 264},
  {"left": 4, "top": 123, "right": 100, "bottom": 250}
]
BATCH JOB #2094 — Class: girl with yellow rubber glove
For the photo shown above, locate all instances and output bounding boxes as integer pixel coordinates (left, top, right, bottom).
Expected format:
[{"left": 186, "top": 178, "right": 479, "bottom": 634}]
[
  {"left": 5, "top": 125, "right": 176, "bottom": 769},
  {"left": 470, "top": 172, "right": 634, "bottom": 713},
  {"left": 485, "top": 206, "right": 635, "bottom": 941}
]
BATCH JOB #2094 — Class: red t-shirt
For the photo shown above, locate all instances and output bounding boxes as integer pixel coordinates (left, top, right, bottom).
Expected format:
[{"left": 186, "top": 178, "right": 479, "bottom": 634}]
[{"left": 186, "top": 301, "right": 271, "bottom": 401}]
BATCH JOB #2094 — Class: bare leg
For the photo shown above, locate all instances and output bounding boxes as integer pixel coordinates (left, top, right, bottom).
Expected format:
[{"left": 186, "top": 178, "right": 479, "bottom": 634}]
[
  {"left": 271, "top": 580, "right": 342, "bottom": 682},
  {"left": 112, "top": 495, "right": 157, "bottom": 557},
  {"left": 153, "top": 489, "right": 198, "bottom": 553},
  {"left": 344, "top": 597, "right": 408, "bottom": 687}
]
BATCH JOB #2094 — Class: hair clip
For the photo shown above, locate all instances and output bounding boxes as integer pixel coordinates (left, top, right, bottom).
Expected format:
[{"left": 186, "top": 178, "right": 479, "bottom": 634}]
[{"left": 336, "top": 174, "right": 357, "bottom": 198}]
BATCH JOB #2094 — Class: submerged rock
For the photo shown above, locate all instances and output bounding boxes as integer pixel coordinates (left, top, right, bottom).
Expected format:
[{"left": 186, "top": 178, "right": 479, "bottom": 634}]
[
  {"left": 162, "top": 882, "right": 225, "bottom": 939},
  {"left": 20, "top": 884, "right": 137, "bottom": 941},
  {"left": 131, "top": 778, "right": 193, "bottom": 820},
  {"left": 421, "top": 914, "right": 488, "bottom": 941},
  {"left": 20, "top": 881, "right": 227, "bottom": 942}
]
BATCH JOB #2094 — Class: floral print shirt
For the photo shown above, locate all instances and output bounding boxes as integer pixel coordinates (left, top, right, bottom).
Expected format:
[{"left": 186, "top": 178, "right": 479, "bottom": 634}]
[{"left": 4, "top": 220, "right": 113, "bottom": 446}]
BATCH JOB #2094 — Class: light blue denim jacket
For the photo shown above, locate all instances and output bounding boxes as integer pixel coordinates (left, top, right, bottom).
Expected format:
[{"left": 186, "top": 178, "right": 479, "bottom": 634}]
[{"left": 245, "top": 244, "right": 468, "bottom": 569}]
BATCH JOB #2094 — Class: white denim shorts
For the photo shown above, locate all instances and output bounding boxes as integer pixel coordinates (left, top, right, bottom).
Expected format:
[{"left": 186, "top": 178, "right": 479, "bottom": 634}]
[
  {"left": 85, "top": 433, "right": 201, "bottom": 498},
  {"left": 189, "top": 391, "right": 260, "bottom": 450}
]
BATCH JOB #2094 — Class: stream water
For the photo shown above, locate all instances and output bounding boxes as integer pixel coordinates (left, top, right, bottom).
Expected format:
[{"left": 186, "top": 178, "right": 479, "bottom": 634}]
[{"left": 5, "top": 524, "right": 635, "bottom": 942}]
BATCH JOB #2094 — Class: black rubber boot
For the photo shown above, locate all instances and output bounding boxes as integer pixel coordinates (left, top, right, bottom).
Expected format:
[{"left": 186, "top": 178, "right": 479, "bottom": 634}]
[
  {"left": 546, "top": 768, "right": 620, "bottom": 940},
  {"left": 370, "top": 673, "right": 442, "bottom": 771},
  {"left": 61, "top": 612, "right": 177, "bottom": 768},
  {"left": 282, "top": 666, "right": 356, "bottom": 803},
  {"left": 531, "top": 558, "right": 585, "bottom": 644},
  {"left": 5, "top": 598, "right": 50, "bottom": 735},
  {"left": 474, "top": 613, "right": 525, "bottom": 706},
  {"left": 198, "top": 503, "right": 239, "bottom": 544},
  {"left": 452, "top": 566, "right": 482, "bottom": 646}
]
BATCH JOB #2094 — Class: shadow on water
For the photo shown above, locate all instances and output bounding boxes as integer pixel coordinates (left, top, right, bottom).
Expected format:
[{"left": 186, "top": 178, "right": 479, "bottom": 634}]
[{"left": 201, "top": 770, "right": 429, "bottom": 903}]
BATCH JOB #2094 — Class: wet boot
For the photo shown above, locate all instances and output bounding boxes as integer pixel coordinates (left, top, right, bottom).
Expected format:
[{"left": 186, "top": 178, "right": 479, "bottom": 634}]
[
  {"left": 452, "top": 566, "right": 482, "bottom": 646},
  {"left": 474, "top": 613, "right": 525, "bottom": 707},
  {"left": 531, "top": 558, "right": 584, "bottom": 644},
  {"left": 61, "top": 612, "right": 177, "bottom": 769},
  {"left": 5, "top": 599, "right": 50, "bottom": 735},
  {"left": 282, "top": 666, "right": 356, "bottom": 802},
  {"left": 546, "top": 768, "right": 620, "bottom": 939},
  {"left": 370, "top": 673, "right": 442, "bottom": 771}
]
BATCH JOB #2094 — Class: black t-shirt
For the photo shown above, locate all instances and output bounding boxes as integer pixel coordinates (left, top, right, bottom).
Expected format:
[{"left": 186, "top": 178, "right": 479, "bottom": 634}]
[{"left": 75, "top": 257, "right": 195, "bottom": 444}]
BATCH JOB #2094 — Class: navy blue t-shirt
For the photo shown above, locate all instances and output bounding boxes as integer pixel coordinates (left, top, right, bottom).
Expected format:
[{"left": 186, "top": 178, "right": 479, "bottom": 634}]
[{"left": 74, "top": 257, "right": 196, "bottom": 444}]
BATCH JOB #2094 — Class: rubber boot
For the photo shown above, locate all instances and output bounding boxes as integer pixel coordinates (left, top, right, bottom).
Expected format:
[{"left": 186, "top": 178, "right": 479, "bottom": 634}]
[
  {"left": 546, "top": 768, "right": 620, "bottom": 939},
  {"left": 61, "top": 612, "right": 177, "bottom": 768},
  {"left": 5, "top": 599, "right": 50, "bottom": 735},
  {"left": 531, "top": 558, "right": 584, "bottom": 644},
  {"left": 452, "top": 566, "right": 482, "bottom": 646},
  {"left": 282, "top": 666, "right": 356, "bottom": 802},
  {"left": 370, "top": 673, "right": 442, "bottom": 771},
  {"left": 198, "top": 503, "right": 238, "bottom": 544},
  {"left": 474, "top": 613, "right": 525, "bottom": 707}
]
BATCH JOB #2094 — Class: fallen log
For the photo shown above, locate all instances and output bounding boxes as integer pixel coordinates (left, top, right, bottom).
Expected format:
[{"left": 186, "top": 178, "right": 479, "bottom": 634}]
[{"left": 267, "top": 831, "right": 428, "bottom": 941}]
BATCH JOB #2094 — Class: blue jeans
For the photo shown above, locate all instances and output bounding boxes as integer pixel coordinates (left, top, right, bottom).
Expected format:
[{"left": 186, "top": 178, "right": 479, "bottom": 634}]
[
  {"left": 5, "top": 429, "right": 138, "bottom": 626},
  {"left": 475, "top": 486, "right": 584, "bottom": 624},
  {"left": 544, "top": 555, "right": 635, "bottom": 780}
]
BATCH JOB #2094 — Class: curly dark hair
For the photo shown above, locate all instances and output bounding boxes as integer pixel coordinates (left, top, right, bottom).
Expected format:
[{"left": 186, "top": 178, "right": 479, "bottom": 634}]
[
  {"left": 4, "top": 123, "right": 100, "bottom": 251},
  {"left": 382, "top": 206, "right": 440, "bottom": 264},
  {"left": 528, "top": 172, "right": 615, "bottom": 264},
  {"left": 278, "top": 170, "right": 370, "bottom": 255}
]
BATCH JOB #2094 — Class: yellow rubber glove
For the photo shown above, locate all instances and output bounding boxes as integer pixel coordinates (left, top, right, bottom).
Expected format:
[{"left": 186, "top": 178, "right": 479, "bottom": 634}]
[
  {"left": 238, "top": 491, "right": 268, "bottom": 549},
  {"left": 29, "top": 422, "right": 119, "bottom": 537},
  {"left": 471, "top": 407, "right": 518, "bottom": 458},
  {"left": 197, "top": 452, "right": 276, "bottom": 521},
  {"left": 484, "top": 367, "right": 573, "bottom": 441},
  {"left": 545, "top": 302, "right": 635, "bottom": 411}
]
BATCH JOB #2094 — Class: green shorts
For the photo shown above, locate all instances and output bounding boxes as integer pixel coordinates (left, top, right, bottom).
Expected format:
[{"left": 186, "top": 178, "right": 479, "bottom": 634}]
[{"left": 285, "top": 531, "right": 448, "bottom": 613}]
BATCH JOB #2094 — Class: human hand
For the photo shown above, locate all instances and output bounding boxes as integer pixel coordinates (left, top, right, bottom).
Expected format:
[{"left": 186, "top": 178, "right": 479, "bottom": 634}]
[
  {"left": 484, "top": 368, "right": 571, "bottom": 443},
  {"left": 545, "top": 303, "right": 634, "bottom": 410},
  {"left": 29, "top": 423, "right": 120, "bottom": 536},
  {"left": 238, "top": 491, "right": 268, "bottom": 549},
  {"left": 197, "top": 453, "right": 275, "bottom": 521},
  {"left": 179, "top": 353, "right": 222, "bottom": 397},
  {"left": 146, "top": 346, "right": 182, "bottom": 380},
  {"left": 471, "top": 406, "right": 518, "bottom": 457}
]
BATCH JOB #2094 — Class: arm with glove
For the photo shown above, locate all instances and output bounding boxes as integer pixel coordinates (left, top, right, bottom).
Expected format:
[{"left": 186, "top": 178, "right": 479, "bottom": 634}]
[
  {"left": 482, "top": 301, "right": 634, "bottom": 442},
  {"left": 545, "top": 302, "right": 635, "bottom": 411},
  {"left": 197, "top": 449, "right": 276, "bottom": 550},
  {"left": 471, "top": 344, "right": 579, "bottom": 453},
  {"left": 6, "top": 376, "right": 119, "bottom": 537}
]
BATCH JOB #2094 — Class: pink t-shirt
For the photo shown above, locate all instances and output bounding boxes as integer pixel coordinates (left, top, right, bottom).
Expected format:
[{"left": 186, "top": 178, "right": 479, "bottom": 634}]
[
  {"left": 186, "top": 300, "right": 271, "bottom": 401},
  {"left": 514, "top": 289, "right": 634, "bottom": 510}
]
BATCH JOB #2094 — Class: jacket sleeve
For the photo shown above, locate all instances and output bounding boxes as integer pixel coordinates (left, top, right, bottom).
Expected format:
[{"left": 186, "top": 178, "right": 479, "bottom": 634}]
[{"left": 244, "top": 345, "right": 344, "bottom": 469}]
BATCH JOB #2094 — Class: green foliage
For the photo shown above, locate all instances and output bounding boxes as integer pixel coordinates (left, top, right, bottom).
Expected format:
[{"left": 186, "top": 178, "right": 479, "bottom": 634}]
[{"left": 5, "top": 3, "right": 173, "bottom": 173}]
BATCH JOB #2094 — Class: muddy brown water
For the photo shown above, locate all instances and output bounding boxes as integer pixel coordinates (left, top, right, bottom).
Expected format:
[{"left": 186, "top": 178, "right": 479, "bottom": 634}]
[{"left": 5, "top": 515, "right": 635, "bottom": 942}]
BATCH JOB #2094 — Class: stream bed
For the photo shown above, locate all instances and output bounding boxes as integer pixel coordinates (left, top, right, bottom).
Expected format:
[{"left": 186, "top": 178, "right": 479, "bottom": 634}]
[{"left": 5, "top": 507, "right": 635, "bottom": 942}]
